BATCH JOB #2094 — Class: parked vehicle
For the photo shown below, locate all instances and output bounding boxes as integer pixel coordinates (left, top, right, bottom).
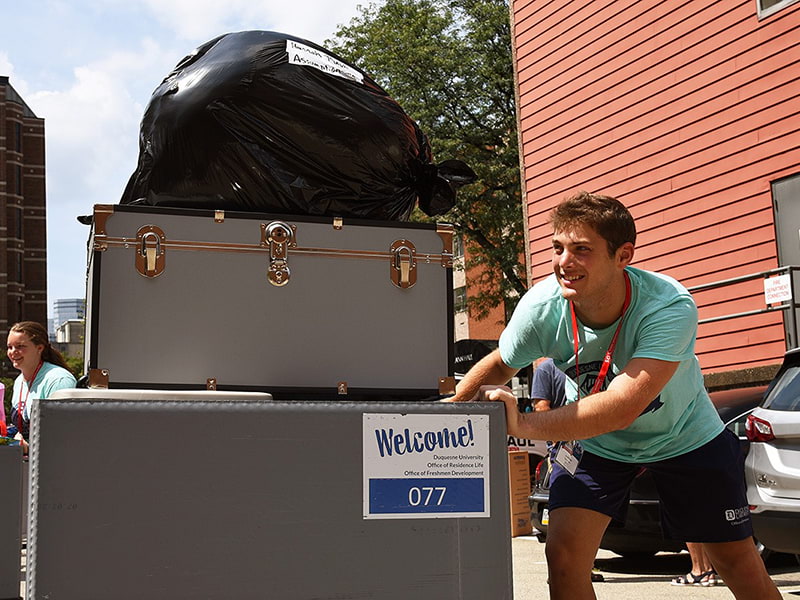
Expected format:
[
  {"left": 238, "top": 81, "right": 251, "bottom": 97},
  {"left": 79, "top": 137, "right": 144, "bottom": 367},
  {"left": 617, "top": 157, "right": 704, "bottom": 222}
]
[
  {"left": 745, "top": 348, "right": 800, "bottom": 561},
  {"left": 529, "top": 385, "right": 767, "bottom": 558}
]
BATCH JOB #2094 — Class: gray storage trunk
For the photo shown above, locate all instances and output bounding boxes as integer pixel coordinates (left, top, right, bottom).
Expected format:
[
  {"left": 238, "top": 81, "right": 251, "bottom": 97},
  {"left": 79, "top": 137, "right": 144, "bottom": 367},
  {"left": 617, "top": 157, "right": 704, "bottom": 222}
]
[
  {"left": 0, "top": 445, "right": 22, "bottom": 600},
  {"left": 28, "top": 390, "right": 513, "bottom": 600},
  {"left": 84, "top": 204, "right": 455, "bottom": 400}
]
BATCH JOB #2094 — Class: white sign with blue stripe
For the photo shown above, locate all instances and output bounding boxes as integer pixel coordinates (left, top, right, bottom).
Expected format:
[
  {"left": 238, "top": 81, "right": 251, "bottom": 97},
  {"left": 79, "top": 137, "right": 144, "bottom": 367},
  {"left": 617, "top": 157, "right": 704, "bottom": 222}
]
[{"left": 363, "top": 413, "right": 490, "bottom": 519}]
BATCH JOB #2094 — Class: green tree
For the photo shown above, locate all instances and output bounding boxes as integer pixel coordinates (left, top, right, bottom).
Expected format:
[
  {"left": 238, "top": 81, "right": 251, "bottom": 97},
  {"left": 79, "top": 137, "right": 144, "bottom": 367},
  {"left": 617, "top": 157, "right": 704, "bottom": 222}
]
[
  {"left": 328, "top": 0, "right": 526, "bottom": 321},
  {"left": 62, "top": 354, "right": 84, "bottom": 379},
  {"left": 1, "top": 377, "right": 13, "bottom": 427}
]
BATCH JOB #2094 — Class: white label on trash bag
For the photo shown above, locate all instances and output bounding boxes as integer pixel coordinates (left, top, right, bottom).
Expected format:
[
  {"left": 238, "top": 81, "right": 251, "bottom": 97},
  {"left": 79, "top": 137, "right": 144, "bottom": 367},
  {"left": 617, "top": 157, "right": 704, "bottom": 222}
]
[
  {"left": 362, "top": 413, "right": 490, "bottom": 519},
  {"left": 287, "top": 40, "right": 364, "bottom": 84}
]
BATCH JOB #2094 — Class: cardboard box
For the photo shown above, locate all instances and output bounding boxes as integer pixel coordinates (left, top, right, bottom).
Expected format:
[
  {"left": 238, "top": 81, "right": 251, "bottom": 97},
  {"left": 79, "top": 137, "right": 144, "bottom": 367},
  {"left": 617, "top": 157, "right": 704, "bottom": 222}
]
[{"left": 509, "top": 450, "right": 533, "bottom": 537}]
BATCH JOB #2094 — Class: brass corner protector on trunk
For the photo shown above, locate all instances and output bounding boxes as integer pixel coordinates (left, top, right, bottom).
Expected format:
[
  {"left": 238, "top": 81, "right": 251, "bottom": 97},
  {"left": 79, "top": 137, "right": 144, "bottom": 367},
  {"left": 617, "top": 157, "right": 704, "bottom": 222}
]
[
  {"left": 436, "top": 223, "right": 455, "bottom": 268},
  {"left": 438, "top": 376, "right": 457, "bottom": 396},
  {"left": 92, "top": 204, "right": 116, "bottom": 247},
  {"left": 88, "top": 368, "right": 110, "bottom": 389}
]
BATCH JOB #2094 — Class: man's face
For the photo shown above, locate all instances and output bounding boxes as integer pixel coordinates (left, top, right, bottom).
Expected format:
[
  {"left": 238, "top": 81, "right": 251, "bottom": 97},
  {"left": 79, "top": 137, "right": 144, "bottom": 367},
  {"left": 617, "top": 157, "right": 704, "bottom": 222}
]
[{"left": 551, "top": 224, "right": 626, "bottom": 305}]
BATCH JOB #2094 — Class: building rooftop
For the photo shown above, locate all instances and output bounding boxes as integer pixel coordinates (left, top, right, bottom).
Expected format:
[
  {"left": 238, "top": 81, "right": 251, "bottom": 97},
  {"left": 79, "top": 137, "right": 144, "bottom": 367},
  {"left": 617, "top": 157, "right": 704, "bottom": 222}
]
[{"left": 0, "top": 76, "right": 39, "bottom": 118}]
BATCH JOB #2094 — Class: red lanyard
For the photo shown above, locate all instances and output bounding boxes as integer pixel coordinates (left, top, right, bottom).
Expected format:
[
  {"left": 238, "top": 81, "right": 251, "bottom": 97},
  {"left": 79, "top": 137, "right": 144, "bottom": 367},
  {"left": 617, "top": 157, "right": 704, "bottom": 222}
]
[
  {"left": 17, "top": 360, "right": 43, "bottom": 431},
  {"left": 570, "top": 272, "right": 631, "bottom": 400}
]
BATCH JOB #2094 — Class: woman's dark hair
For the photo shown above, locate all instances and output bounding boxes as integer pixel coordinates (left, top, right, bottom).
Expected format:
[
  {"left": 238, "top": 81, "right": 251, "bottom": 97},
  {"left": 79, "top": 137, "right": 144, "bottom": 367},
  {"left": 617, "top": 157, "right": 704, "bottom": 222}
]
[
  {"left": 550, "top": 191, "right": 637, "bottom": 256},
  {"left": 9, "top": 321, "right": 72, "bottom": 371}
]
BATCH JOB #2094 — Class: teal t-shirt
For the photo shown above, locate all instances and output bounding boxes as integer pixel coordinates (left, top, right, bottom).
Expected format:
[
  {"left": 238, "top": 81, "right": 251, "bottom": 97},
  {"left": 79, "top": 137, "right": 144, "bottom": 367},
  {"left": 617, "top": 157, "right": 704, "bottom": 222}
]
[
  {"left": 499, "top": 266, "right": 723, "bottom": 462},
  {"left": 12, "top": 361, "right": 77, "bottom": 421}
]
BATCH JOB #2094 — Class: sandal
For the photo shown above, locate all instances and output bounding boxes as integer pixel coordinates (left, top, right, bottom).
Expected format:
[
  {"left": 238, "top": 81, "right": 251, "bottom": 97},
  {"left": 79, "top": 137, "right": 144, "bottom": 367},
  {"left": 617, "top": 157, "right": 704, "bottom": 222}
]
[
  {"left": 671, "top": 570, "right": 709, "bottom": 586},
  {"left": 700, "top": 570, "right": 718, "bottom": 587}
]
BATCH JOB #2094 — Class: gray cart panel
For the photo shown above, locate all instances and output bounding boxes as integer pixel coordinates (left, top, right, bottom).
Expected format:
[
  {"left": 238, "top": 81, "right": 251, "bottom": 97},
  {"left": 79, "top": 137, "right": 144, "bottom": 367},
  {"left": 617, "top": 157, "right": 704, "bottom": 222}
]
[
  {"left": 28, "top": 392, "right": 512, "bottom": 600},
  {"left": 0, "top": 445, "right": 22, "bottom": 599}
]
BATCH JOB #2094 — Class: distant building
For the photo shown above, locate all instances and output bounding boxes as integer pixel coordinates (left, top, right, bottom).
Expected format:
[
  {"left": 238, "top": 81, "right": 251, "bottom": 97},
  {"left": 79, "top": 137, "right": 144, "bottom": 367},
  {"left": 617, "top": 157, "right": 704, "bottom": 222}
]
[
  {"left": 453, "top": 236, "right": 508, "bottom": 343},
  {"left": 54, "top": 318, "right": 84, "bottom": 362},
  {"left": 50, "top": 298, "right": 86, "bottom": 345},
  {"left": 53, "top": 298, "right": 85, "bottom": 328},
  {"left": 0, "top": 76, "right": 47, "bottom": 372}
]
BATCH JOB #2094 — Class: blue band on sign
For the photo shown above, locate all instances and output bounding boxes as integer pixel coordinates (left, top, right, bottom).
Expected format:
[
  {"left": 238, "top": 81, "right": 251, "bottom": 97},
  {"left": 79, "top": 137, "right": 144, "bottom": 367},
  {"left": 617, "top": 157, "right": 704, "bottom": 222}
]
[{"left": 369, "top": 478, "right": 484, "bottom": 514}]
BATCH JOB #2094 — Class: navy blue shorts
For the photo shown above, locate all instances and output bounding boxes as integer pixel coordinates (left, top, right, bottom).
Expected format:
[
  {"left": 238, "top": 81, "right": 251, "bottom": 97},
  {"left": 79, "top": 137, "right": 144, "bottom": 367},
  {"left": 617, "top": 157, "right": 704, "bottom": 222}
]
[{"left": 548, "top": 429, "right": 753, "bottom": 542}]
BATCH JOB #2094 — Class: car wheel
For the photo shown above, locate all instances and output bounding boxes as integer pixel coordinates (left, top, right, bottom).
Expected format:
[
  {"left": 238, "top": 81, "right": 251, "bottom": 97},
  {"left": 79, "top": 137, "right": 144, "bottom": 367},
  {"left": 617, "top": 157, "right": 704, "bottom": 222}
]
[{"left": 753, "top": 538, "right": 772, "bottom": 562}]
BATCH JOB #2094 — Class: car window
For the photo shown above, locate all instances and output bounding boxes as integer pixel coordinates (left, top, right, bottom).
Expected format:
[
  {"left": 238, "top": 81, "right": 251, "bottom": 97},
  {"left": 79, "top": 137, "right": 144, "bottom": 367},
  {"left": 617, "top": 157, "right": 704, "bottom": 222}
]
[
  {"left": 725, "top": 410, "right": 753, "bottom": 438},
  {"left": 762, "top": 365, "right": 800, "bottom": 411}
]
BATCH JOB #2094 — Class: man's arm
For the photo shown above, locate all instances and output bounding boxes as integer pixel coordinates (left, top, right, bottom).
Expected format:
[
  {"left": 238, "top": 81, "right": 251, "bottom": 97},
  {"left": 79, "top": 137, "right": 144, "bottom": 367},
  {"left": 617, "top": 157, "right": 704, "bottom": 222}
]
[
  {"left": 446, "top": 349, "right": 520, "bottom": 402},
  {"left": 485, "top": 357, "right": 679, "bottom": 439}
]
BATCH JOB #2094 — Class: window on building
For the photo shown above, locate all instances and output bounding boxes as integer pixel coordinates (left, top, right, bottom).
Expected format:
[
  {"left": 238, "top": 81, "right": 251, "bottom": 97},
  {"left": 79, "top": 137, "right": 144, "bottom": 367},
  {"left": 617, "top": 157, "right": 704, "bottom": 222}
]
[
  {"left": 758, "top": 0, "right": 799, "bottom": 17},
  {"left": 15, "top": 165, "right": 22, "bottom": 195},
  {"left": 454, "top": 235, "right": 464, "bottom": 259},
  {"left": 16, "top": 253, "right": 23, "bottom": 283},
  {"left": 14, "top": 122, "right": 22, "bottom": 152},
  {"left": 16, "top": 209, "right": 22, "bottom": 239},
  {"left": 454, "top": 286, "right": 467, "bottom": 313}
]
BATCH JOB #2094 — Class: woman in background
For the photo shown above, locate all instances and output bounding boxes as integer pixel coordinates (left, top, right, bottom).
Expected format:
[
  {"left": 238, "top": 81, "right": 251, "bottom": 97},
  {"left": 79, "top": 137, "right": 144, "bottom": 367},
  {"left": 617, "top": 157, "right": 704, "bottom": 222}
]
[{"left": 7, "top": 321, "right": 76, "bottom": 454}]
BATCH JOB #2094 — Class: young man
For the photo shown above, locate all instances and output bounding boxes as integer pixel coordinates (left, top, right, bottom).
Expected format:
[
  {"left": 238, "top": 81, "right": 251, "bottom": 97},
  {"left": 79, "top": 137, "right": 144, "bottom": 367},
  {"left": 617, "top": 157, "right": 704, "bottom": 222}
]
[{"left": 447, "top": 192, "right": 779, "bottom": 600}]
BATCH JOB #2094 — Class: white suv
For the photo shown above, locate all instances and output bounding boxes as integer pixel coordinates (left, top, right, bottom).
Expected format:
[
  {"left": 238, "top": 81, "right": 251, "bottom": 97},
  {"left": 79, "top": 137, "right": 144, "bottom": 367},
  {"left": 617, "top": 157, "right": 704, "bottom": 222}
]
[{"left": 744, "top": 347, "right": 800, "bottom": 559}]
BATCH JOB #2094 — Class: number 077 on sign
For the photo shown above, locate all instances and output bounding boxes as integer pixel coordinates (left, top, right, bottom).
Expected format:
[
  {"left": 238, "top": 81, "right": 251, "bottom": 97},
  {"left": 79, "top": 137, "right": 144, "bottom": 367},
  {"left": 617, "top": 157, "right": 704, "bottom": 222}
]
[{"left": 362, "top": 413, "right": 491, "bottom": 519}]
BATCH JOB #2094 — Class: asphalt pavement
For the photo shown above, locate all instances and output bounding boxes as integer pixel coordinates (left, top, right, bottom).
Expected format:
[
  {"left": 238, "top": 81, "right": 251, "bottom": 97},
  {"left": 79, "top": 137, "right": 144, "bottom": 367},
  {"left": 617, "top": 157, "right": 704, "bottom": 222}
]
[{"left": 512, "top": 533, "right": 800, "bottom": 599}]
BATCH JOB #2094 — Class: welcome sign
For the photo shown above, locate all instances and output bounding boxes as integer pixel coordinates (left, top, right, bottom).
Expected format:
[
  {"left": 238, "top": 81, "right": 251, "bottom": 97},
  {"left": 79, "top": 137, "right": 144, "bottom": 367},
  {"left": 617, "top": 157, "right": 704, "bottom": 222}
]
[{"left": 362, "top": 413, "right": 491, "bottom": 519}]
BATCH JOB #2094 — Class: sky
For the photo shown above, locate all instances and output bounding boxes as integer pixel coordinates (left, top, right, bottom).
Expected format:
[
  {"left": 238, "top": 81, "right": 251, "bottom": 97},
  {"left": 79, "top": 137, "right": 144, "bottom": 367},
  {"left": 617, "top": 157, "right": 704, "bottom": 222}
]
[{"left": 0, "top": 0, "right": 366, "bottom": 316}]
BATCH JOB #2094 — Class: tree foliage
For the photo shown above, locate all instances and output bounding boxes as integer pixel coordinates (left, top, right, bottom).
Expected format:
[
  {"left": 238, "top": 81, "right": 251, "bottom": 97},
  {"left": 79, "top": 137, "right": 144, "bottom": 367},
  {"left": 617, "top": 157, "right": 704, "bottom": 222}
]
[
  {"left": 63, "top": 354, "right": 84, "bottom": 379},
  {"left": 328, "top": 0, "right": 526, "bottom": 320}
]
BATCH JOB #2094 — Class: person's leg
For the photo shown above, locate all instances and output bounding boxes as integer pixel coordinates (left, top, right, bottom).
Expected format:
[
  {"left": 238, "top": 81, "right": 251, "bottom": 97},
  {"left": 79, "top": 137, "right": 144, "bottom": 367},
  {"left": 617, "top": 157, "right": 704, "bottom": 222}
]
[
  {"left": 703, "top": 539, "right": 781, "bottom": 599},
  {"left": 687, "top": 541, "right": 707, "bottom": 574},
  {"left": 694, "top": 543, "right": 718, "bottom": 585},
  {"left": 651, "top": 430, "right": 779, "bottom": 598},
  {"left": 545, "top": 507, "right": 610, "bottom": 600},
  {"left": 696, "top": 542, "right": 713, "bottom": 572},
  {"left": 672, "top": 541, "right": 709, "bottom": 584}
]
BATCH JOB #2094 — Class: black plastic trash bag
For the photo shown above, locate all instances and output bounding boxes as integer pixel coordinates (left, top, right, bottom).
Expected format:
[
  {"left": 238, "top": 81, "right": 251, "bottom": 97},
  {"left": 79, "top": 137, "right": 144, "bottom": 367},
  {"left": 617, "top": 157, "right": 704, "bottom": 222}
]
[{"left": 120, "top": 30, "right": 475, "bottom": 220}]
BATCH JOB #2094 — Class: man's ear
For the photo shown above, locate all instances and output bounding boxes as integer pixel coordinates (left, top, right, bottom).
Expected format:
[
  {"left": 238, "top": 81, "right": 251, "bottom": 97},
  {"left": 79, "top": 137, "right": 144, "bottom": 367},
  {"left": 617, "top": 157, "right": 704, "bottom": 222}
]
[{"left": 617, "top": 242, "right": 635, "bottom": 267}]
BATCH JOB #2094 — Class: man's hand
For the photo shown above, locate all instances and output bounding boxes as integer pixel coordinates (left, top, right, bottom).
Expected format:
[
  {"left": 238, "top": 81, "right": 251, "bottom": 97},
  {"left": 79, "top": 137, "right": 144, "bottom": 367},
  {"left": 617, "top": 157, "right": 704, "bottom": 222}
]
[
  {"left": 440, "top": 349, "right": 520, "bottom": 403},
  {"left": 478, "top": 385, "right": 523, "bottom": 436},
  {"left": 533, "top": 399, "right": 551, "bottom": 412}
]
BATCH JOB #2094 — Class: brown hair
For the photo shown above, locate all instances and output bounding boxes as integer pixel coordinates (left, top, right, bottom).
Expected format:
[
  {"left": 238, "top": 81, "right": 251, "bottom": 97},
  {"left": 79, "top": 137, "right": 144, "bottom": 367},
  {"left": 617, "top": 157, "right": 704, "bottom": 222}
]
[
  {"left": 550, "top": 191, "right": 637, "bottom": 256},
  {"left": 9, "top": 321, "right": 72, "bottom": 371}
]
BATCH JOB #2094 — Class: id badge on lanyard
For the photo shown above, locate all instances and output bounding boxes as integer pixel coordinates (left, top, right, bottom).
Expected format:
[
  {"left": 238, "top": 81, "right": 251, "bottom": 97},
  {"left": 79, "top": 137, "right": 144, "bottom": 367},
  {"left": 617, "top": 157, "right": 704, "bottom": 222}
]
[{"left": 554, "top": 272, "right": 631, "bottom": 477}]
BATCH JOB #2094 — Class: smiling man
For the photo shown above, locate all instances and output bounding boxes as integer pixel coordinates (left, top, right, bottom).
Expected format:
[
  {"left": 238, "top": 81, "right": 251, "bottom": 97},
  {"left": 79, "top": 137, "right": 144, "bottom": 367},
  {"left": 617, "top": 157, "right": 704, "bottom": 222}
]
[{"left": 447, "top": 192, "right": 778, "bottom": 600}]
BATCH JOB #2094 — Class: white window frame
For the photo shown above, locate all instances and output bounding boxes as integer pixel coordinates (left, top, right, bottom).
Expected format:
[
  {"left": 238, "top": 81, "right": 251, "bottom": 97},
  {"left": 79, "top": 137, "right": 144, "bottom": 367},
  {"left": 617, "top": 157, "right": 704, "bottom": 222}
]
[
  {"left": 758, "top": 0, "right": 800, "bottom": 19},
  {"left": 454, "top": 286, "right": 468, "bottom": 313}
]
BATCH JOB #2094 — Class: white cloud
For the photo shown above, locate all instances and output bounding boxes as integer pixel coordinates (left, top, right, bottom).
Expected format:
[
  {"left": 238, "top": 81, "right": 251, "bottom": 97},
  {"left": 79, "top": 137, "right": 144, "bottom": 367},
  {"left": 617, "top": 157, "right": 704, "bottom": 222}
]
[
  {"left": 0, "top": 52, "right": 14, "bottom": 79},
  {"left": 0, "top": 52, "right": 29, "bottom": 96},
  {"left": 134, "top": 0, "right": 362, "bottom": 45},
  {"left": 27, "top": 38, "right": 180, "bottom": 302}
]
